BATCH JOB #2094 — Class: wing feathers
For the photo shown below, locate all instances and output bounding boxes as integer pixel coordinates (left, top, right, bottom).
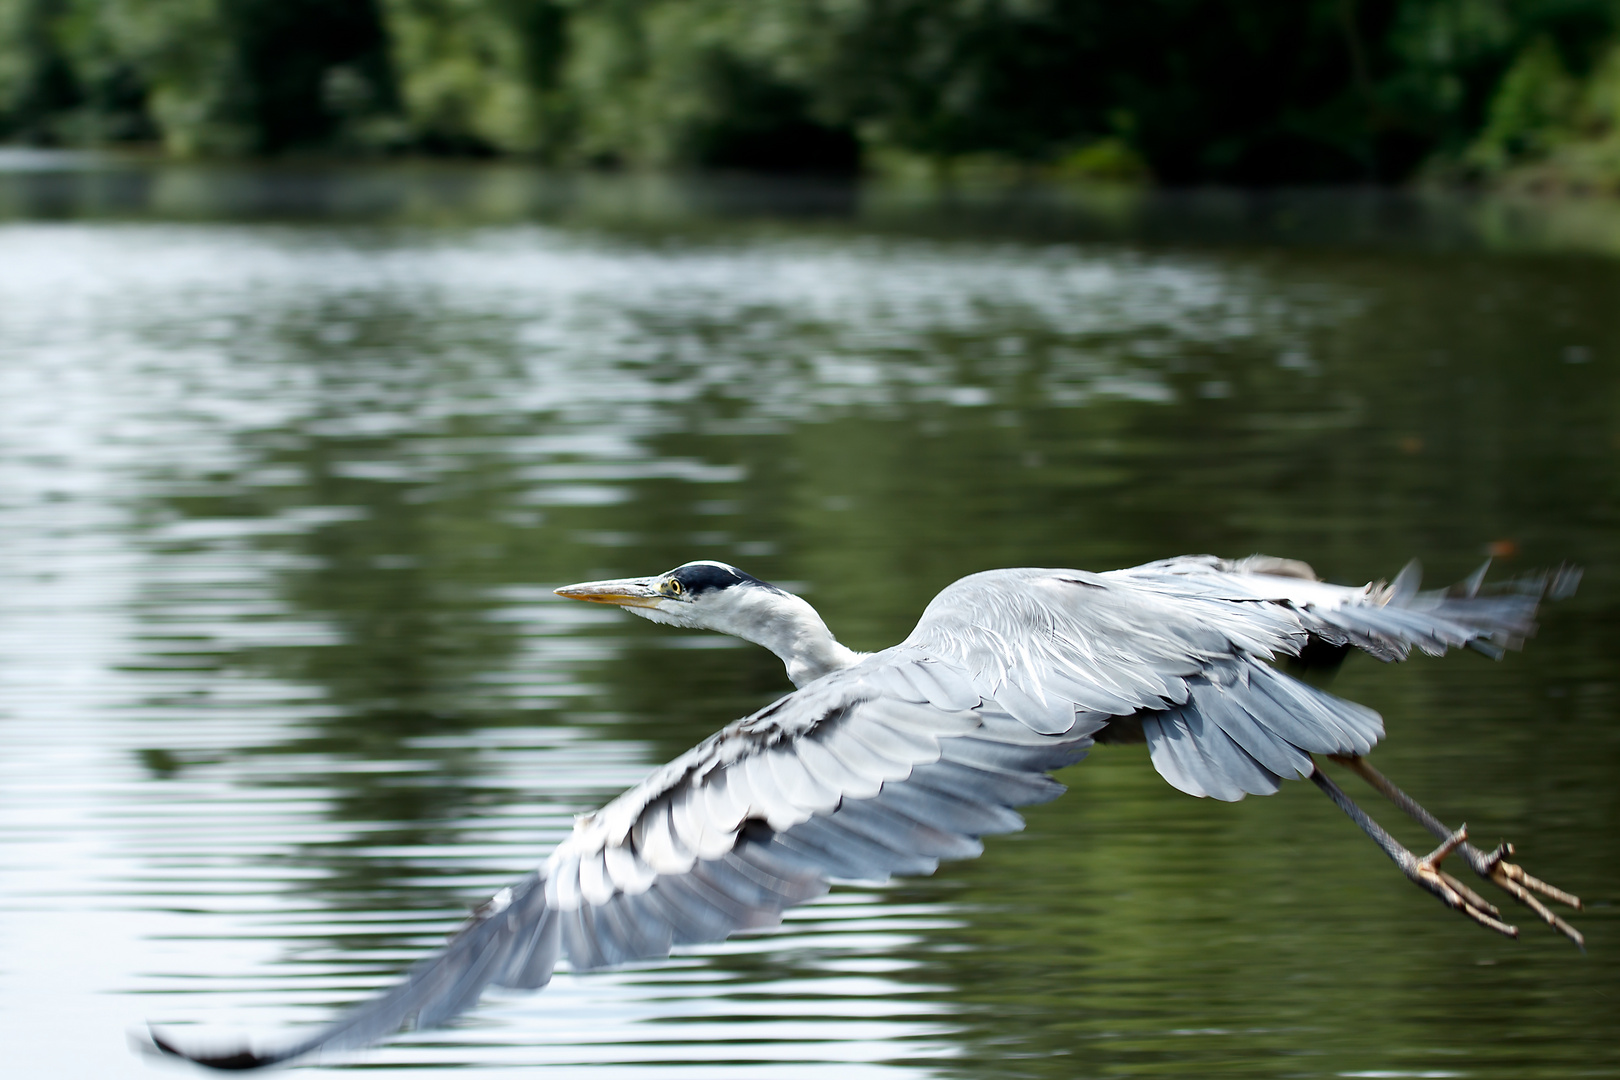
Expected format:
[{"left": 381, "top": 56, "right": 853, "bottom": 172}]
[
  {"left": 907, "top": 757, "right": 1066, "bottom": 808},
  {"left": 546, "top": 849, "right": 582, "bottom": 910},
  {"left": 1248, "top": 664, "right": 1382, "bottom": 755},
  {"left": 1141, "top": 660, "right": 1385, "bottom": 799},
  {"left": 1191, "top": 684, "right": 1313, "bottom": 780},
  {"left": 909, "top": 562, "right": 1567, "bottom": 746},
  {"left": 495, "top": 902, "right": 560, "bottom": 990},
  {"left": 763, "top": 748, "right": 841, "bottom": 813},
  {"left": 818, "top": 723, "right": 911, "bottom": 785},
  {"left": 825, "top": 796, "right": 985, "bottom": 861},
  {"left": 871, "top": 773, "right": 1025, "bottom": 836},
  {"left": 1180, "top": 705, "right": 1281, "bottom": 800},
  {"left": 844, "top": 711, "right": 942, "bottom": 765},
  {"left": 773, "top": 813, "right": 937, "bottom": 880},
  {"left": 1140, "top": 713, "right": 1209, "bottom": 798},
  {"left": 990, "top": 679, "right": 1080, "bottom": 733},
  {"left": 794, "top": 733, "right": 882, "bottom": 799},
  {"left": 737, "top": 753, "right": 808, "bottom": 832},
  {"left": 897, "top": 659, "right": 981, "bottom": 710},
  {"left": 591, "top": 890, "right": 668, "bottom": 961},
  {"left": 602, "top": 841, "right": 656, "bottom": 896},
  {"left": 634, "top": 799, "right": 697, "bottom": 876},
  {"left": 700, "top": 767, "right": 752, "bottom": 835},
  {"left": 578, "top": 849, "right": 615, "bottom": 908},
  {"left": 158, "top": 871, "right": 561, "bottom": 1068}
]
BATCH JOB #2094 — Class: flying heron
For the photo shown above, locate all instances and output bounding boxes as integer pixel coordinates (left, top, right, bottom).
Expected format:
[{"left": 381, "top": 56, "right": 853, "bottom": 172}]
[{"left": 152, "top": 554, "right": 1583, "bottom": 1069}]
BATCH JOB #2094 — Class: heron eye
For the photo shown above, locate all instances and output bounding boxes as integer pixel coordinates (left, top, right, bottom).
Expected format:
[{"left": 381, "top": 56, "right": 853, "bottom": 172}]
[{"left": 664, "top": 578, "right": 684, "bottom": 597}]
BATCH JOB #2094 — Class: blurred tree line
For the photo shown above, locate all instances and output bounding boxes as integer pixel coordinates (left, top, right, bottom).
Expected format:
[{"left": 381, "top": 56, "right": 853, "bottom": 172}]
[{"left": 3, "top": 0, "right": 1620, "bottom": 186}]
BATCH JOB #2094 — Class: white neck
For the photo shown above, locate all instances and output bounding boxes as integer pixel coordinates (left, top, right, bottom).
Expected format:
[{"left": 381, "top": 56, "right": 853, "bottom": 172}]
[{"left": 720, "top": 589, "right": 865, "bottom": 687}]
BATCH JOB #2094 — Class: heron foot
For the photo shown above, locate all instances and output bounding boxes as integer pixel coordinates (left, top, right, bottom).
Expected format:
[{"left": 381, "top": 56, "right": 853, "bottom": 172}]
[
  {"left": 1397, "top": 825, "right": 1518, "bottom": 938},
  {"left": 1464, "top": 841, "right": 1584, "bottom": 948},
  {"left": 1327, "top": 755, "right": 1584, "bottom": 949},
  {"left": 1310, "top": 768, "right": 1516, "bottom": 938}
]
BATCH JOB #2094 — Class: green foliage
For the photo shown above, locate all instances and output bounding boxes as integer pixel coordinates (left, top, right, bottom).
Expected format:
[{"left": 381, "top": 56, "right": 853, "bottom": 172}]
[
  {"left": 379, "top": 0, "right": 566, "bottom": 154},
  {"left": 1461, "top": 31, "right": 1620, "bottom": 191},
  {"left": 1, "top": 0, "right": 397, "bottom": 154},
  {"left": 1054, "top": 138, "right": 1154, "bottom": 183},
  {"left": 0, "top": 0, "right": 154, "bottom": 143},
  {"left": 1469, "top": 36, "right": 1581, "bottom": 169},
  {"left": 555, "top": 0, "right": 854, "bottom": 170},
  {"left": 5, "top": 0, "right": 1620, "bottom": 185}
]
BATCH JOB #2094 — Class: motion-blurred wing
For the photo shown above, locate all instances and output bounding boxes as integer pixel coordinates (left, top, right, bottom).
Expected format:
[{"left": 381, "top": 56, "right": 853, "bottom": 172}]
[
  {"left": 1116, "top": 554, "right": 1578, "bottom": 662},
  {"left": 150, "top": 651, "right": 1098, "bottom": 1069}
]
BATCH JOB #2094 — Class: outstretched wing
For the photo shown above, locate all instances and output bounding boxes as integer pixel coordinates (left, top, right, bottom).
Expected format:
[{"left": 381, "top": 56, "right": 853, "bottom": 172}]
[
  {"left": 152, "top": 555, "right": 1574, "bottom": 1068},
  {"left": 151, "top": 649, "right": 1099, "bottom": 1069},
  {"left": 905, "top": 557, "right": 1577, "bottom": 802}
]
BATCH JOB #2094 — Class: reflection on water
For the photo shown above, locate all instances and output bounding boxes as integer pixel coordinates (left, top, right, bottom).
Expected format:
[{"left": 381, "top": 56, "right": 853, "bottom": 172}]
[{"left": 0, "top": 170, "right": 1615, "bottom": 1080}]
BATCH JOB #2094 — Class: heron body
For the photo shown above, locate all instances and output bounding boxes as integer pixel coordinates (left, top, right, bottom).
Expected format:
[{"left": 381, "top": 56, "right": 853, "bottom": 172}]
[{"left": 152, "top": 554, "right": 1583, "bottom": 1070}]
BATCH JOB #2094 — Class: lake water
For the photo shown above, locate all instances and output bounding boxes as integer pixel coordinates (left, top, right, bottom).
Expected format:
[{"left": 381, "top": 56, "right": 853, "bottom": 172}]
[{"left": 0, "top": 159, "right": 1616, "bottom": 1079}]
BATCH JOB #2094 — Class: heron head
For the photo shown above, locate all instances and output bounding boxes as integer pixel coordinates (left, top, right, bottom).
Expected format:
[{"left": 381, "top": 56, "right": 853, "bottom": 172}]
[{"left": 554, "top": 560, "right": 791, "bottom": 633}]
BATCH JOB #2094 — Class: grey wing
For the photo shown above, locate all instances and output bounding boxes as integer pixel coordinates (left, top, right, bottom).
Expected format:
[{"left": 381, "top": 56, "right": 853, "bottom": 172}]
[
  {"left": 1127, "top": 554, "right": 1579, "bottom": 662},
  {"left": 150, "top": 651, "right": 1096, "bottom": 1070},
  {"left": 904, "top": 557, "right": 1575, "bottom": 804}
]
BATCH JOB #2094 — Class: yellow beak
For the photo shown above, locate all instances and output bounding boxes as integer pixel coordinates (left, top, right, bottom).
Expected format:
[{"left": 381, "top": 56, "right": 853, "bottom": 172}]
[{"left": 554, "top": 577, "right": 664, "bottom": 609}]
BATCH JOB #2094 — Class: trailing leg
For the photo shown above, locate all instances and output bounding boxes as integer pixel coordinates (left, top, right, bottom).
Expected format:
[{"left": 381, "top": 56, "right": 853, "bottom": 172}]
[
  {"left": 1328, "top": 754, "right": 1583, "bottom": 948},
  {"left": 1309, "top": 764, "right": 1517, "bottom": 937}
]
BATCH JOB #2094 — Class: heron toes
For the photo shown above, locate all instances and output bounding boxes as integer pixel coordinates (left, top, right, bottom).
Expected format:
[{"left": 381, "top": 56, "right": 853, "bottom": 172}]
[
  {"left": 1323, "top": 755, "right": 1585, "bottom": 948},
  {"left": 1401, "top": 826, "right": 1519, "bottom": 938},
  {"left": 1465, "top": 841, "right": 1585, "bottom": 948}
]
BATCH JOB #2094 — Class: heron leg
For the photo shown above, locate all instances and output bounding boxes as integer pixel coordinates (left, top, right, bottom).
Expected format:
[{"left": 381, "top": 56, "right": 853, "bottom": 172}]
[
  {"left": 1327, "top": 754, "right": 1584, "bottom": 948},
  {"left": 1308, "top": 765, "right": 1520, "bottom": 938}
]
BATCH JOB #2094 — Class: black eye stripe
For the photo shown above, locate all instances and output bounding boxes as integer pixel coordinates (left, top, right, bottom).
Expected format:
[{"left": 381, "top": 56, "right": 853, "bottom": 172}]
[{"left": 668, "top": 562, "right": 783, "bottom": 597}]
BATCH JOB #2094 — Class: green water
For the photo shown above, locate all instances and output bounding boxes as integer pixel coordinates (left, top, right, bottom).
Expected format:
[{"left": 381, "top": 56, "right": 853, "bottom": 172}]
[{"left": 0, "top": 160, "right": 1615, "bottom": 1079}]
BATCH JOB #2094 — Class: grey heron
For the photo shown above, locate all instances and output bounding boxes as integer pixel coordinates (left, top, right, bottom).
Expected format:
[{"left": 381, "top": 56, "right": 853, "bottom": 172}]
[{"left": 151, "top": 554, "right": 1583, "bottom": 1070}]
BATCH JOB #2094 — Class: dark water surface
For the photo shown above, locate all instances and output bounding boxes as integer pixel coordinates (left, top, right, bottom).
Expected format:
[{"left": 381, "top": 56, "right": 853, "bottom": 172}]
[{"left": 1, "top": 161, "right": 1617, "bottom": 1079}]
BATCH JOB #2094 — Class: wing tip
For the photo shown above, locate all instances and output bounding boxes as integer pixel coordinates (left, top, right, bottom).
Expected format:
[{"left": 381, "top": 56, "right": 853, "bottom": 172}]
[
  {"left": 1387, "top": 559, "right": 1422, "bottom": 603},
  {"left": 1548, "top": 563, "right": 1583, "bottom": 601},
  {"left": 144, "top": 1025, "right": 289, "bottom": 1071}
]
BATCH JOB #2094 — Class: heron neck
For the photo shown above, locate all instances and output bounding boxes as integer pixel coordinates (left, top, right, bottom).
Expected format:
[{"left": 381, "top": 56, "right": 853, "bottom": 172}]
[{"left": 734, "top": 593, "right": 864, "bottom": 687}]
